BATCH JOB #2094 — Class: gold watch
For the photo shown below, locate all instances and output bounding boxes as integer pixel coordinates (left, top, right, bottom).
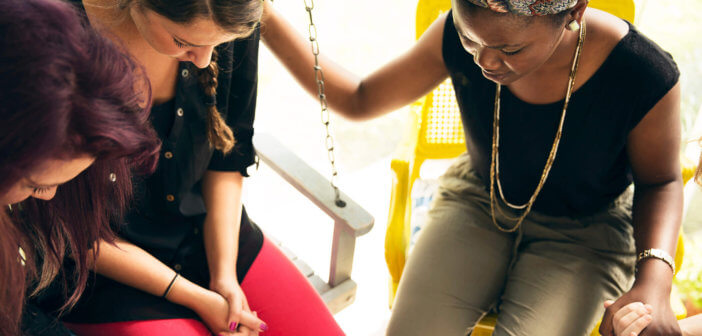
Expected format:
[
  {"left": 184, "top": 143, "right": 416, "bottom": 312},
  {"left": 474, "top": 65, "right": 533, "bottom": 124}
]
[{"left": 636, "top": 248, "right": 675, "bottom": 274}]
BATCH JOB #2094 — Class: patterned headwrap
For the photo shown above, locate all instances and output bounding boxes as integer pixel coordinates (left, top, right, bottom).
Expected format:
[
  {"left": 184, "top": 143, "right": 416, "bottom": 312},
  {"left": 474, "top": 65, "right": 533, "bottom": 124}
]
[{"left": 464, "top": 0, "right": 578, "bottom": 16}]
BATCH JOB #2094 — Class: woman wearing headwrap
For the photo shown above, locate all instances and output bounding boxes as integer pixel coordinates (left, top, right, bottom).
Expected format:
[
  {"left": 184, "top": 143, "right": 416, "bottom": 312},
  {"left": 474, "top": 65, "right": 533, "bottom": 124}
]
[{"left": 262, "top": 0, "right": 682, "bottom": 334}]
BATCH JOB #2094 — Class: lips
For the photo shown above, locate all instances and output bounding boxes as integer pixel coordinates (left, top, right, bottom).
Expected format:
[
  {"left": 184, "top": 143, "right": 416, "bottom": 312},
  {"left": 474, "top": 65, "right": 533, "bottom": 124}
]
[{"left": 482, "top": 70, "right": 509, "bottom": 82}]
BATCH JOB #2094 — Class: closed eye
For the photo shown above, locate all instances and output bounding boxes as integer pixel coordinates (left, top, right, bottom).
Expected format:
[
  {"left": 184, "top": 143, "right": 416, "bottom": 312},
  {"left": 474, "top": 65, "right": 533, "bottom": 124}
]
[
  {"left": 173, "top": 38, "right": 187, "bottom": 48},
  {"left": 502, "top": 49, "right": 522, "bottom": 56},
  {"left": 33, "top": 187, "right": 50, "bottom": 194}
]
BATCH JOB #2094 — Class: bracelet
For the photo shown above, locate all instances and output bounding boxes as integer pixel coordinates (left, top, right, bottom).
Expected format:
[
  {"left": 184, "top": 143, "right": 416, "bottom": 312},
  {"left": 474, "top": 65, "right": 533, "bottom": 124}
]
[
  {"left": 636, "top": 248, "right": 675, "bottom": 274},
  {"left": 162, "top": 273, "right": 179, "bottom": 299}
]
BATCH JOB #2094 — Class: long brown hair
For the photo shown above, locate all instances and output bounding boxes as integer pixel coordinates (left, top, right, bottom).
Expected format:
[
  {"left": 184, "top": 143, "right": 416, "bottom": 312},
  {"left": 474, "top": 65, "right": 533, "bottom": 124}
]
[
  {"left": 125, "top": 0, "right": 263, "bottom": 154},
  {"left": 0, "top": 0, "right": 160, "bottom": 333}
]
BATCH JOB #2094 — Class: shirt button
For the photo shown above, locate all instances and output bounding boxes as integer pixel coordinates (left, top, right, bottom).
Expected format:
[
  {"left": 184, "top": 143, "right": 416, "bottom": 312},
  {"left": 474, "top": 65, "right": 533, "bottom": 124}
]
[
  {"left": 166, "top": 194, "right": 175, "bottom": 202},
  {"left": 181, "top": 69, "right": 189, "bottom": 78},
  {"left": 174, "top": 264, "right": 182, "bottom": 271},
  {"left": 164, "top": 151, "right": 173, "bottom": 159},
  {"left": 176, "top": 108, "right": 184, "bottom": 117}
]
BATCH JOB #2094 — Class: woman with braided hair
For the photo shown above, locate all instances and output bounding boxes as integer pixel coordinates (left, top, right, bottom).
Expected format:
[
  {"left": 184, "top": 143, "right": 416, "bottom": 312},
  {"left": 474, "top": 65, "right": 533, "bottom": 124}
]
[
  {"left": 262, "top": 0, "right": 683, "bottom": 334},
  {"left": 44, "top": 1, "right": 344, "bottom": 335}
]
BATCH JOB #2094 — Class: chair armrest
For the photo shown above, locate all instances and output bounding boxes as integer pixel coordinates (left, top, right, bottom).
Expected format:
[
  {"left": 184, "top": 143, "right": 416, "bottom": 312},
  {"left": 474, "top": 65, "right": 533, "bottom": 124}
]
[{"left": 253, "top": 133, "right": 374, "bottom": 237}]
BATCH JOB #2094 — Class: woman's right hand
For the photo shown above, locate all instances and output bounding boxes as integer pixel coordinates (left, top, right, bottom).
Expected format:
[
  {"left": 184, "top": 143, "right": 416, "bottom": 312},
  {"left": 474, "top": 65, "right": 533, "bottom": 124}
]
[
  {"left": 192, "top": 288, "right": 265, "bottom": 336},
  {"left": 604, "top": 300, "right": 653, "bottom": 336}
]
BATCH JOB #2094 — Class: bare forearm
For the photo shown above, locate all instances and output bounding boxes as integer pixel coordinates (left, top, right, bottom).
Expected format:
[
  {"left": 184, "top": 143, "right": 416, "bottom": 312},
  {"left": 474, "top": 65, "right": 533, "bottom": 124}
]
[
  {"left": 204, "top": 215, "right": 240, "bottom": 282},
  {"left": 93, "top": 239, "right": 206, "bottom": 310},
  {"left": 631, "top": 179, "right": 683, "bottom": 286},
  {"left": 202, "top": 171, "right": 243, "bottom": 283},
  {"left": 260, "top": 0, "right": 449, "bottom": 120},
  {"left": 260, "top": 0, "right": 364, "bottom": 118},
  {"left": 680, "top": 314, "right": 702, "bottom": 336}
]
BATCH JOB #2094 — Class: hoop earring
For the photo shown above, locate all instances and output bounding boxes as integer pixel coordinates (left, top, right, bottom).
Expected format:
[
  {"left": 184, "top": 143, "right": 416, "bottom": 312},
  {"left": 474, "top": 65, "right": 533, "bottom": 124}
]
[{"left": 567, "top": 20, "right": 581, "bottom": 31}]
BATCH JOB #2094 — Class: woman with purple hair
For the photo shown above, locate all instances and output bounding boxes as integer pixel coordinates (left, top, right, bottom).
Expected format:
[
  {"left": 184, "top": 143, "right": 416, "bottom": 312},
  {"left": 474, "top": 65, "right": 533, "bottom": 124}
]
[
  {"left": 263, "top": 0, "right": 683, "bottom": 334},
  {"left": 0, "top": 0, "right": 160, "bottom": 334}
]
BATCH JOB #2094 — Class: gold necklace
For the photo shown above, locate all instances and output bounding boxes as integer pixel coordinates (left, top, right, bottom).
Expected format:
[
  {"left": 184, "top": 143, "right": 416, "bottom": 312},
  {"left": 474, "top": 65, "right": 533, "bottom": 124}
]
[{"left": 489, "top": 22, "right": 587, "bottom": 233}]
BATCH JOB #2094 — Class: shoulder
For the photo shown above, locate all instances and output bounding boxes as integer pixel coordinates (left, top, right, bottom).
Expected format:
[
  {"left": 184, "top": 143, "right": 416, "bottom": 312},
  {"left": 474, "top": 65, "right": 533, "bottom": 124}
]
[
  {"left": 585, "top": 8, "right": 679, "bottom": 108},
  {"left": 579, "top": 8, "right": 629, "bottom": 75},
  {"left": 586, "top": 8, "right": 678, "bottom": 81}
]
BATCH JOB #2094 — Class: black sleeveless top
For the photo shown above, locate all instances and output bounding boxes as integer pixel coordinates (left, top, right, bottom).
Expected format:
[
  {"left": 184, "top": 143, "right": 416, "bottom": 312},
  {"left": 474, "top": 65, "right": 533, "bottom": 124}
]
[{"left": 442, "top": 11, "right": 680, "bottom": 217}]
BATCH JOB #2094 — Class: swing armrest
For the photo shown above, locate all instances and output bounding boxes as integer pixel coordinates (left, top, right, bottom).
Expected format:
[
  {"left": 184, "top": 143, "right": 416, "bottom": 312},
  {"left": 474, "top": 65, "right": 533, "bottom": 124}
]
[
  {"left": 252, "top": 133, "right": 374, "bottom": 313},
  {"left": 253, "top": 133, "right": 374, "bottom": 237}
]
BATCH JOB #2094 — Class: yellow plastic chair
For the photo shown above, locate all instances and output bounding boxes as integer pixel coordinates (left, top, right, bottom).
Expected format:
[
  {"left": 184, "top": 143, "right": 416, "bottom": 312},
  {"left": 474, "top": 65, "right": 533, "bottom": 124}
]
[{"left": 385, "top": 0, "right": 686, "bottom": 334}]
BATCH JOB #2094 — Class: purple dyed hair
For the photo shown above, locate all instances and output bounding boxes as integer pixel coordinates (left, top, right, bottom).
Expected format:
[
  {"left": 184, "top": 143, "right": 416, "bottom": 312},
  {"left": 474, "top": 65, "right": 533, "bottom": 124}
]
[{"left": 0, "top": 0, "right": 160, "bottom": 334}]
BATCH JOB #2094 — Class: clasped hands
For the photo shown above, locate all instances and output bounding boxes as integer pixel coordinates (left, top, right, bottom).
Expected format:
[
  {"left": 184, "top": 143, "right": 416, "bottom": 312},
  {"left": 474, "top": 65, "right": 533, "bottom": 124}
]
[{"left": 191, "top": 278, "right": 267, "bottom": 336}]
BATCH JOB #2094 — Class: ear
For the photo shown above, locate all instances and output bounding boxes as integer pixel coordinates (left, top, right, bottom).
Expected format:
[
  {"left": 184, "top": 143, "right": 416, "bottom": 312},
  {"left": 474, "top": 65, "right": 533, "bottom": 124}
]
[{"left": 568, "top": 0, "right": 589, "bottom": 25}]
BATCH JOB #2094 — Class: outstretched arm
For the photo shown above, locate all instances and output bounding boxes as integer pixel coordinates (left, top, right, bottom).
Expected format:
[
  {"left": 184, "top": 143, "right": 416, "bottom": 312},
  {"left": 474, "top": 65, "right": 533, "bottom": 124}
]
[{"left": 260, "top": 0, "right": 450, "bottom": 120}]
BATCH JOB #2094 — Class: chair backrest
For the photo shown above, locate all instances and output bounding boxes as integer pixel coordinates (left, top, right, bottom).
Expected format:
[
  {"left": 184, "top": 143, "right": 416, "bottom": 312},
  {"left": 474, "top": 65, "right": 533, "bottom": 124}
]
[
  {"left": 589, "top": 0, "right": 636, "bottom": 23},
  {"left": 411, "top": 0, "right": 636, "bottom": 161},
  {"left": 414, "top": 0, "right": 465, "bottom": 160}
]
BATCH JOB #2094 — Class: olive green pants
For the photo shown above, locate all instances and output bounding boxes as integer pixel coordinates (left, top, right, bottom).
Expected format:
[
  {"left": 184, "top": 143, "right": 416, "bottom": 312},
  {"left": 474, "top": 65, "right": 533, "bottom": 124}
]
[{"left": 387, "top": 154, "right": 636, "bottom": 336}]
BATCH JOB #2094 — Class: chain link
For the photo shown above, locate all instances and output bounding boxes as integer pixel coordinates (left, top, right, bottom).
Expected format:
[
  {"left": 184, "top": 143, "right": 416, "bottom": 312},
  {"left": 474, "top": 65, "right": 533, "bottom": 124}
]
[{"left": 303, "top": 0, "right": 345, "bottom": 207}]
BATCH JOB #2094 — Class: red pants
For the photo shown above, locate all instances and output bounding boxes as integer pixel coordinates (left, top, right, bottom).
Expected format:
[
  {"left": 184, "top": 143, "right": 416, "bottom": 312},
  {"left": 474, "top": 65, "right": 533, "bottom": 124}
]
[{"left": 67, "top": 237, "right": 344, "bottom": 336}]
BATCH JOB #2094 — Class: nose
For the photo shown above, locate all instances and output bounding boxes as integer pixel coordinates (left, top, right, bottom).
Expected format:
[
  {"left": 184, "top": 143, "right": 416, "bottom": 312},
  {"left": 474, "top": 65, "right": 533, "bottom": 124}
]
[
  {"left": 33, "top": 187, "right": 58, "bottom": 201},
  {"left": 187, "top": 45, "right": 216, "bottom": 69},
  {"left": 474, "top": 47, "right": 502, "bottom": 72}
]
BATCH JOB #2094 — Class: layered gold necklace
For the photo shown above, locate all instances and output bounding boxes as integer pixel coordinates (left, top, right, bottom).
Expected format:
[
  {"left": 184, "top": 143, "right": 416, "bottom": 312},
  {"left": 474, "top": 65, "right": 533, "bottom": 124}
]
[{"left": 489, "top": 22, "right": 587, "bottom": 232}]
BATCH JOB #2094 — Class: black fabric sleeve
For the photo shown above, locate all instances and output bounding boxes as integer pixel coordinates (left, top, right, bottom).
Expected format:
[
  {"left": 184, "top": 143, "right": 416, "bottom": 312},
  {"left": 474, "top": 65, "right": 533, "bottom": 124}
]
[
  {"left": 208, "top": 27, "right": 260, "bottom": 175},
  {"left": 617, "top": 26, "right": 680, "bottom": 130}
]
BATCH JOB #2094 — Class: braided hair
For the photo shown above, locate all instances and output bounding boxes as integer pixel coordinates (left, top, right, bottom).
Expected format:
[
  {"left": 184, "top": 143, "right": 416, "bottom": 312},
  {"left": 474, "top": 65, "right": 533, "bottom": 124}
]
[{"left": 198, "top": 49, "right": 236, "bottom": 153}]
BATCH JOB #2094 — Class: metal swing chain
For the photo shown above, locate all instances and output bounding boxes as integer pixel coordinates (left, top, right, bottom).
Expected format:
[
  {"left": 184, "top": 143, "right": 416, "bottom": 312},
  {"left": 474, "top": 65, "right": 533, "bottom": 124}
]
[{"left": 303, "top": 0, "right": 346, "bottom": 207}]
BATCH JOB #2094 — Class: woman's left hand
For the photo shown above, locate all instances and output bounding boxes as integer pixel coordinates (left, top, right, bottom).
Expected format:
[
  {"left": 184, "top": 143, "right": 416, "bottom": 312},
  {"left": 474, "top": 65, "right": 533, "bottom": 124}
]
[
  {"left": 599, "top": 266, "right": 681, "bottom": 336},
  {"left": 211, "top": 277, "right": 264, "bottom": 333}
]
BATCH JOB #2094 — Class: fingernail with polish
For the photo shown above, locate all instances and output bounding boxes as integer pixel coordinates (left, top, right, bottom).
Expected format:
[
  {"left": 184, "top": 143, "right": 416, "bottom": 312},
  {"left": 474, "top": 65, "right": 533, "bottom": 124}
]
[
  {"left": 229, "top": 322, "right": 237, "bottom": 330},
  {"left": 260, "top": 323, "right": 268, "bottom": 332}
]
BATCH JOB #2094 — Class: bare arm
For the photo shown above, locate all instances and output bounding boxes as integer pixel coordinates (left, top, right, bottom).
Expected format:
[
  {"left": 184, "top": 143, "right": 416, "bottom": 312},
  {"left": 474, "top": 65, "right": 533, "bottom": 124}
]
[
  {"left": 93, "top": 239, "right": 263, "bottom": 333},
  {"left": 202, "top": 170, "right": 243, "bottom": 286},
  {"left": 679, "top": 314, "right": 702, "bottom": 336},
  {"left": 201, "top": 170, "right": 260, "bottom": 332},
  {"left": 93, "top": 239, "right": 208, "bottom": 310},
  {"left": 628, "top": 83, "right": 683, "bottom": 287},
  {"left": 260, "top": 0, "right": 449, "bottom": 120},
  {"left": 600, "top": 82, "right": 684, "bottom": 336}
]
